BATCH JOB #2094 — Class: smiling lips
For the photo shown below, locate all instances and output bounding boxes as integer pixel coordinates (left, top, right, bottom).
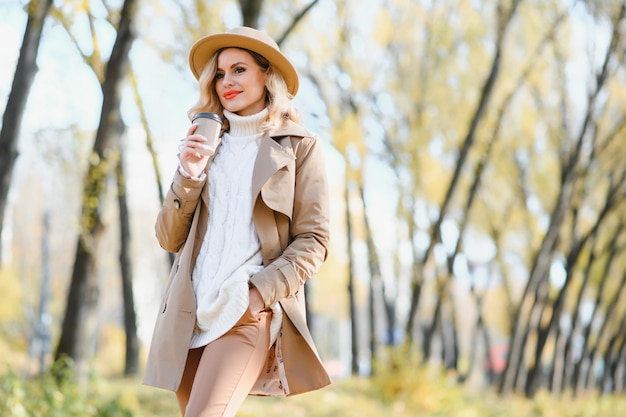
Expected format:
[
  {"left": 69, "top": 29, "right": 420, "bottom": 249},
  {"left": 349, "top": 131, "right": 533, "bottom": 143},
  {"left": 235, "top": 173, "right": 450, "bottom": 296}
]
[{"left": 224, "top": 90, "right": 241, "bottom": 100}]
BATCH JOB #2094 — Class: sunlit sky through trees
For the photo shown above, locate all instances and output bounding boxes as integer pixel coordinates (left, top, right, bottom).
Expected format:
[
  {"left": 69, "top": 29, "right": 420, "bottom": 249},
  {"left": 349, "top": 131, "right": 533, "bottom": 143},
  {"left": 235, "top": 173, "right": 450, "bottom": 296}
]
[{"left": 0, "top": 0, "right": 616, "bottom": 348}]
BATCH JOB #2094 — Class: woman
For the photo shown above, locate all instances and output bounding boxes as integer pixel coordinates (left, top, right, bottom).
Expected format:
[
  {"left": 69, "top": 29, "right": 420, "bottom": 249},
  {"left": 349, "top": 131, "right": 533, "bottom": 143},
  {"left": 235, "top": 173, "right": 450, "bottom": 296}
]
[{"left": 142, "top": 26, "right": 331, "bottom": 417}]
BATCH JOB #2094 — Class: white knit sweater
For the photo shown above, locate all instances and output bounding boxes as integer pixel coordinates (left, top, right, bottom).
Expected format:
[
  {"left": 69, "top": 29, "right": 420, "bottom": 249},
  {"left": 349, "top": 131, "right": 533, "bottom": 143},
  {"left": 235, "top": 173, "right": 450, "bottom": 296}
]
[{"left": 189, "top": 108, "right": 282, "bottom": 348}]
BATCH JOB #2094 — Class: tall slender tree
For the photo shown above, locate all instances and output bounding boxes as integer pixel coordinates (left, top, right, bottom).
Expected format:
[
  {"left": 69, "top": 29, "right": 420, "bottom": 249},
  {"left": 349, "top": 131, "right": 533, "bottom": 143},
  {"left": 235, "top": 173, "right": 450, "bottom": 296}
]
[
  {"left": 54, "top": 0, "right": 137, "bottom": 378},
  {"left": 0, "top": 0, "right": 53, "bottom": 266},
  {"left": 115, "top": 124, "right": 139, "bottom": 376}
]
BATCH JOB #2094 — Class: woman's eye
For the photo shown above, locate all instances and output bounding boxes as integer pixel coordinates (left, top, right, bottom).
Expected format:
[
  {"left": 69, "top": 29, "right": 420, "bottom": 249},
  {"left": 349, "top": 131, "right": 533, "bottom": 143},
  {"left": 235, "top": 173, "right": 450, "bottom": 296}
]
[
  {"left": 235, "top": 67, "right": 246, "bottom": 73},
  {"left": 215, "top": 73, "right": 224, "bottom": 80}
]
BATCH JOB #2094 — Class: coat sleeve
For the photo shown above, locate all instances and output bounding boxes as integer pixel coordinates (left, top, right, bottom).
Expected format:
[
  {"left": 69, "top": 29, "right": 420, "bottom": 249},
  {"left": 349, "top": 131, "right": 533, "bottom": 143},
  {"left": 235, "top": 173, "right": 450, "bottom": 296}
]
[
  {"left": 155, "top": 169, "right": 205, "bottom": 253},
  {"left": 250, "top": 136, "right": 330, "bottom": 306}
]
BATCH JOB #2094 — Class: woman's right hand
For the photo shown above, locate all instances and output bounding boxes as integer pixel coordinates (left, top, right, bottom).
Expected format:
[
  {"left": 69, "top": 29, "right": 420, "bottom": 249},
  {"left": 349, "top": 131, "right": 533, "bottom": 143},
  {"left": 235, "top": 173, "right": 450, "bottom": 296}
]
[{"left": 178, "top": 124, "right": 220, "bottom": 178}]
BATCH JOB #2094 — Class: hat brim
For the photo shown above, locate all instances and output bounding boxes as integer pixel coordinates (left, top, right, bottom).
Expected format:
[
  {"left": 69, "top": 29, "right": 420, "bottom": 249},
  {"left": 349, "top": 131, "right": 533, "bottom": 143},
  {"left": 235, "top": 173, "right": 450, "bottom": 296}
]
[{"left": 189, "top": 31, "right": 299, "bottom": 96}]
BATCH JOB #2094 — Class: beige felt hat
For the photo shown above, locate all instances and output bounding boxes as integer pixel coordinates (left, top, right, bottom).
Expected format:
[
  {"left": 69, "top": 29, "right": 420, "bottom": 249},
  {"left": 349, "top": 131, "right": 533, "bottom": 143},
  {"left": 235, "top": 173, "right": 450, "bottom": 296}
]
[{"left": 188, "top": 26, "right": 299, "bottom": 96}]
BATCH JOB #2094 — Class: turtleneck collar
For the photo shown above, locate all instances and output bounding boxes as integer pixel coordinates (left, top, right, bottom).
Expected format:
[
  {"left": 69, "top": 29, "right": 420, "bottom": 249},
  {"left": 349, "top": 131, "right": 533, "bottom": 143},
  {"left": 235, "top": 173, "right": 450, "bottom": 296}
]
[{"left": 223, "top": 108, "right": 268, "bottom": 137}]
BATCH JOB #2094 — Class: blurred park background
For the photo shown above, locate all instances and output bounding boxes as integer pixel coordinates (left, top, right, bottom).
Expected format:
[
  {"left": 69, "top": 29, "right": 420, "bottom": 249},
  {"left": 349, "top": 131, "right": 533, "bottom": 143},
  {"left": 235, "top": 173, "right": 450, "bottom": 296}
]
[{"left": 1, "top": 0, "right": 626, "bottom": 415}]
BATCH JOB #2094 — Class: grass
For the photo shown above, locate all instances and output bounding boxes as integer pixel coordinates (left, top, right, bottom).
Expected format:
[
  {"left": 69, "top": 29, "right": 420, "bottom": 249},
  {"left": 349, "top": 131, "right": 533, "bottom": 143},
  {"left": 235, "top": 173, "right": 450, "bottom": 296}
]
[
  {"left": 3, "top": 366, "right": 626, "bottom": 417},
  {"left": 87, "top": 374, "right": 626, "bottom": 417}
]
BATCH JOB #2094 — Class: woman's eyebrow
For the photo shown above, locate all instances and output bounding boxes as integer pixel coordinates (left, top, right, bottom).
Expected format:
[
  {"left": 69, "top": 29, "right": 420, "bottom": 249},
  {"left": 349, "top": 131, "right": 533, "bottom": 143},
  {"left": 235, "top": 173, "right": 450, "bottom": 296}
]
[{"left": 217, "top": 62, "right": 248, "bottom": 72}]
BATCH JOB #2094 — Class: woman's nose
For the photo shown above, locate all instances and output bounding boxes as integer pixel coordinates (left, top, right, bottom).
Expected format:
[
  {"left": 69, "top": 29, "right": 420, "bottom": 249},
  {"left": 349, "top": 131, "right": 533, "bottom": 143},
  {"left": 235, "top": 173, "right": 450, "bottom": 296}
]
[{"left": 221, "top": 73, "right": 234, "bottom": 86}]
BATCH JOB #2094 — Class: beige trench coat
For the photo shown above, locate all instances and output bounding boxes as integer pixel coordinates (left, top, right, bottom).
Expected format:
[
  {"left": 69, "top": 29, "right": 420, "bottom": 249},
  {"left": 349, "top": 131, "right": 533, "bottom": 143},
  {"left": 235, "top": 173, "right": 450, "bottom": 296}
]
[{"left": 142, "top": 121, "right": 331, "bottom": 396}]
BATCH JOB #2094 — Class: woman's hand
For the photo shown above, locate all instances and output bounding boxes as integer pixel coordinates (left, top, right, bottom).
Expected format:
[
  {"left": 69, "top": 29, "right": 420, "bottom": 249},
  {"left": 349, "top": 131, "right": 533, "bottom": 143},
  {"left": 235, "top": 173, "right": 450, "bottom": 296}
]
[{"left": 178, "top": 124, "right": 220, "bottom": 178}]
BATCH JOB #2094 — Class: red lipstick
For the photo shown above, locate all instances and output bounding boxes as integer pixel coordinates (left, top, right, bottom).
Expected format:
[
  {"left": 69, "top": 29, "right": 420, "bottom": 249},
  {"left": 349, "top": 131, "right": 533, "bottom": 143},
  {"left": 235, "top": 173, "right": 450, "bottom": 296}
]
[{"left": 224, "top": 90, "right": 240, "bottom": 100}]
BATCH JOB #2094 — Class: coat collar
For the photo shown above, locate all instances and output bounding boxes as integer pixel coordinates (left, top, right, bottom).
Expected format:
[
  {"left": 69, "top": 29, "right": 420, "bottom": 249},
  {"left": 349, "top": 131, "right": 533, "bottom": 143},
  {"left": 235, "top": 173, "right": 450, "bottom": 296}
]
[{"left": 269, "top": 119, "right": 313, "bottom": 139}]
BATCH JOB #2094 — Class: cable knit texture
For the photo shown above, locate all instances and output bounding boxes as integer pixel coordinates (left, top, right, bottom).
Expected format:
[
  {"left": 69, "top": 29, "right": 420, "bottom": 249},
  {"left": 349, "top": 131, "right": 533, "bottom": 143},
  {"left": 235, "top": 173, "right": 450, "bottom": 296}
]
[{"left": 190, "top": 108, "right": 283, "bottom": 348}]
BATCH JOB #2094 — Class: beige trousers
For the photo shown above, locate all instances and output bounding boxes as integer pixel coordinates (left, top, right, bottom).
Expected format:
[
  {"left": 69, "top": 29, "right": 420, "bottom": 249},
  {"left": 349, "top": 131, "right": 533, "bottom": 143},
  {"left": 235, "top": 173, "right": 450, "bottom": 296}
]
[{"left": 176, "top": 307, "right": 272, "bottom": 417}]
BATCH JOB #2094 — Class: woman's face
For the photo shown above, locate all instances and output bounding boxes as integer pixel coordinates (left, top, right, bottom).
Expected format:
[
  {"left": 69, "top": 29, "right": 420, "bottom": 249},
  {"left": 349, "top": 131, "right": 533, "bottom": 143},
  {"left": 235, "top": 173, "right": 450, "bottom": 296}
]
[{"left": 214, "top": 48, "right": 268, "bottom": 116}]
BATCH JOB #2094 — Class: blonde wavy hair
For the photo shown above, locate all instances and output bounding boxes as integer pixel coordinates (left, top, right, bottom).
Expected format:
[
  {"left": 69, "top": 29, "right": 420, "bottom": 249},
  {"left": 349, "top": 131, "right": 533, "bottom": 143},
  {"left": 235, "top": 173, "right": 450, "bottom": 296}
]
[{"left": 188, "top": 48, "right": 299, "bottom": 135}]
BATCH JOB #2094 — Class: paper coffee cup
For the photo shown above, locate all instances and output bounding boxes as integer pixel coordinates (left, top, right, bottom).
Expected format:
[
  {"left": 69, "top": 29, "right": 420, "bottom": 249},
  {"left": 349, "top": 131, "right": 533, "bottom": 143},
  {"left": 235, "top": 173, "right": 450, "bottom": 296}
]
[{"left": 192, "top": 112, "right": 223, "bottom": 154}]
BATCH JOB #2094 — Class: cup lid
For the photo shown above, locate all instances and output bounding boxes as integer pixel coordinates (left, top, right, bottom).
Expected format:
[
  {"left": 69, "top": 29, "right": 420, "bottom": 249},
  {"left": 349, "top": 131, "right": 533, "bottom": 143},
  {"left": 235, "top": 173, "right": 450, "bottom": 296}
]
[{"left": 193, "top": 112, "right": 223, "bottom": 124}]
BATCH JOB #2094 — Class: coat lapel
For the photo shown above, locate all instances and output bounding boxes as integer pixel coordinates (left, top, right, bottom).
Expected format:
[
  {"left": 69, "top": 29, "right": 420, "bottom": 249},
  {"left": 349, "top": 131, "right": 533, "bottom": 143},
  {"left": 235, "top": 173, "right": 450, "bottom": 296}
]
[
  {"left": 251, "top": 136, "right": 295, "bottom": 210},
  {"left": 251, "top": 134, "right": 295, "bottom": 265}
]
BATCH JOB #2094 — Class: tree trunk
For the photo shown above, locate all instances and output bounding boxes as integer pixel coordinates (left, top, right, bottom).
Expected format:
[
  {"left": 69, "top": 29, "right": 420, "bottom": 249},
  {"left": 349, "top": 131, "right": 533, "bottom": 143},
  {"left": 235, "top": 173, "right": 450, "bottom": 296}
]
[
  {"left": 422, "top": 278, "right": 443, "bottom": 362},
  {"left": 610, "top": 328, "right": 626, "bottom": 393},
  {"left": 55, "top": 0, "right": 137, "bottom": 376},
  {"left": 116, "top": 128, "right": 139, "bottom": 376},
  {"left": 239, "top": 0, "right": 263, "bottom": 28},
  {"left": 404, "top": 194, "right": 424, "bottom": 348},
  {"left": 576, "top": 244, "right": 626, "bottom": 394},
  {"left": 382, "top": 260, "right": 397, "bottom": 346},
  {"left": 557, "top": 234, "right": 597, "bottom": 393},
  {"left": 359, "top": 183, "right": 381, "bottom": 372},
  {"left": 344, "top": 180, "right": 358, "bottom": 375},
  {"left": 509, "top": 278, "right": 549, "bottom": 393},
  {"left": 601, "top": 325, "right": 623, "bottom": 394},
  {"left": 442, "top": 295, "right": 459, "bottom": 371},
  {"left": 0, "top": 0, "right": 53, "bottom": 266},
  {"left": 462, "top": 286, "right": 495, "bottom": 384},
  {"left": 30, "top": 210, "right": 53, "bottom": 374}
]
